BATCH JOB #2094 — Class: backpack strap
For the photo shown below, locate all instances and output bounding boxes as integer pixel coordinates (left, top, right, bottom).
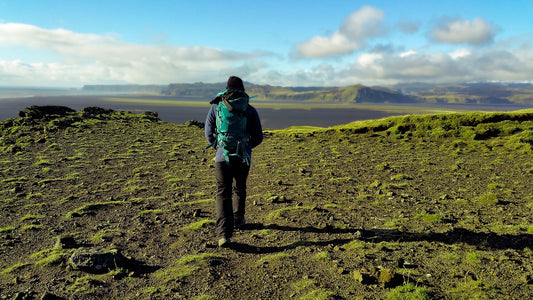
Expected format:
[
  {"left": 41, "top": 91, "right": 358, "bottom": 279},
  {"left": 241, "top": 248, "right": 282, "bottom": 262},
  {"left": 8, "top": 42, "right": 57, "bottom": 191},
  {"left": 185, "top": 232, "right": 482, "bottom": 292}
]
[
  {"left": 222, "top": 98, "right": 234, "bottom": 112},
  {"left": 222, "top": 98, "right": 247, "bottom": 118}
]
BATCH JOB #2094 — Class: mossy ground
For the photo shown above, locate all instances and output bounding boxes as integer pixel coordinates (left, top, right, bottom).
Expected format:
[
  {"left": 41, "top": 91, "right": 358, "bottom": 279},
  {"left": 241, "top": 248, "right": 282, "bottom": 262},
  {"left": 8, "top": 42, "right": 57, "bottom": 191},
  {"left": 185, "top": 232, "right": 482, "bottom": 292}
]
[{"left": 0, "top": 107, "right": 532, "bottom": 299}]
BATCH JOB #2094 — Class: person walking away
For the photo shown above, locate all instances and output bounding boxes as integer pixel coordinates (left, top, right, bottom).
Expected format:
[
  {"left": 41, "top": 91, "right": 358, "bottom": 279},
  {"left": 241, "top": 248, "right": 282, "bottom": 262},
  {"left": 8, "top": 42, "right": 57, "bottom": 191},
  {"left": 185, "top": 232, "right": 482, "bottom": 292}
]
[{"left": 205, "top": 76, "right": 263, "bottom": 247}]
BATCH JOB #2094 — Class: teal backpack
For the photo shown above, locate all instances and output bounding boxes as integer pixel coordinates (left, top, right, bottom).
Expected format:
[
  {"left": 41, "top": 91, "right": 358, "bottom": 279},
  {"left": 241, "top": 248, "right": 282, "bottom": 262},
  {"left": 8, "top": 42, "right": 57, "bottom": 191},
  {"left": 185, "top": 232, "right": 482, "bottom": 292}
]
[{"left": 210, "top": 89, "right": 250, "bottom": 165}]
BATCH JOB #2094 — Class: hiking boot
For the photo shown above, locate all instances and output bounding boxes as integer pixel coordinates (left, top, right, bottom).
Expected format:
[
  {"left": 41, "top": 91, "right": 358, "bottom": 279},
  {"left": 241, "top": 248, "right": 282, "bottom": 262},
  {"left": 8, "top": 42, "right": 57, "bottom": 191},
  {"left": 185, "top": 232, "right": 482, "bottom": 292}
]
[
  {"left": 218, "top": 237, "right": 230, "bottom": 248},
  {"left": 234, "top": 218, "right": 246, "bottom": 230}
]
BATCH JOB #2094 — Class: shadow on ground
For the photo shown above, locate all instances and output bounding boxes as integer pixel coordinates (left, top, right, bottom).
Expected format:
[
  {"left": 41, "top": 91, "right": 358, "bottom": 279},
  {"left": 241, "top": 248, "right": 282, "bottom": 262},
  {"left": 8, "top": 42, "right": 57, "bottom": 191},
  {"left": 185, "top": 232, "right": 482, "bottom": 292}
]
[{"left": 228, "top": 223, "right": 533, "bottom": 253}]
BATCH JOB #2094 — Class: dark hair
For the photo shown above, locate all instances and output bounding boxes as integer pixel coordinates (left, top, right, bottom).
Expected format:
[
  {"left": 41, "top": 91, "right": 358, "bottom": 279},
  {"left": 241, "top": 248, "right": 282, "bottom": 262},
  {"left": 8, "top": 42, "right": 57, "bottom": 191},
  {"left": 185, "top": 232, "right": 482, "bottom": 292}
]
[{"left": 226, "top": 76, "right": 245, "bottom": 91}]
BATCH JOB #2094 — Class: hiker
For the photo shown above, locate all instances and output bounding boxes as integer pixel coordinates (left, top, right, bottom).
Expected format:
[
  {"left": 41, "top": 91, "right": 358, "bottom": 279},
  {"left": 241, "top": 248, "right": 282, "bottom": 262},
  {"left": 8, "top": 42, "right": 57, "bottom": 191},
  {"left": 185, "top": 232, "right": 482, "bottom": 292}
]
[{"left": 205, "top": 76, "right": 263, "bottom": 247}]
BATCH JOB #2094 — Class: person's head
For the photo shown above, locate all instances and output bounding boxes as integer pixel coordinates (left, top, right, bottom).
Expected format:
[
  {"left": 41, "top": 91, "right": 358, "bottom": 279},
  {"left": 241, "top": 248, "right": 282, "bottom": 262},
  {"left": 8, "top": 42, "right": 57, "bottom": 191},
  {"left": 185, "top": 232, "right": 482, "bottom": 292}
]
[{"left": 226, "top": 76, "right": 245, "bottom": 91}]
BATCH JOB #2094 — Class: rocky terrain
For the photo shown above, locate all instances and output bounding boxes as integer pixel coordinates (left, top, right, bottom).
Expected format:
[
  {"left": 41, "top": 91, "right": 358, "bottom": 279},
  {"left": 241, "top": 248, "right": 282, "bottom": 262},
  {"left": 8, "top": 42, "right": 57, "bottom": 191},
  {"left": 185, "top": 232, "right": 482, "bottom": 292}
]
[{"left": 0, "top": 105, "right": 532, "bottom": 299}]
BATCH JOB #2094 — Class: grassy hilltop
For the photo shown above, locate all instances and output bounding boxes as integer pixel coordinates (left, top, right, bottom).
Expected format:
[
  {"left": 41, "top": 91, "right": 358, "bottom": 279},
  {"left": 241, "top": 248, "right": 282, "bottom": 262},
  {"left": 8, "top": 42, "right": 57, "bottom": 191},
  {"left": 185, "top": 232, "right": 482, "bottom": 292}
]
[{"left": 0, "top": 106, "right": 532, "bottom": 299}]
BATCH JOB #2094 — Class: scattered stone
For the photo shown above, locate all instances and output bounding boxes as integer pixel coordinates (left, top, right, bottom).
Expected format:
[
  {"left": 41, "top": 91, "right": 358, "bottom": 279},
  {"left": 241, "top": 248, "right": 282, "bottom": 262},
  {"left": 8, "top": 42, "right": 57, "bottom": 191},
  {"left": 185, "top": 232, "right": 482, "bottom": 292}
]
[
  {"left": 351, "top": 266, "right": 398, "bottom": 287},
  {"left": 13, "top": 292, "right": 29, "bottom": 300},
  {"left": 19, "top": 105, "right": 76, "bottom": 120},
  {"left": 377, "top": 268, "right": 395, "bottom": 283},
  {"left": 184, "top": 120, "right": 204, "bottom": 128},
  {"left": 7, "top": 144, "right": 22, "bottom": 154},
  {"left": 370, "top": 180, "right": 381, "bottom": 188},
  {"left": 40, "top": 292, "right": 63, "bottom": 300},
  {"left": 141, "top": 111, "right": 159, "bottom": 122},
  {"left": 55, "top": 236, "right": 78, "bottom": 249},
  {"left": 47, "top": 116, "right": 82, "bottom": 130},
  {"left": 68, "top": 248, "right": 128, "bottom": 273},
  {"left": 397, "top": 257, "right": 420, "bottom": 268},
  {"left": 267, "top": 195, "right": 280, "bottom": 203},
  {"left": 353, "top": 270, "right": 373, "bottom": 284},
  {"left": 299, "top": 168, "right": 311, "bottom": 175},
  {"left": 10, "top": 185, "right": 23, "bottom": 193},
  {"left": 80, "top": 107, "right": 114, "bottom": 118}
]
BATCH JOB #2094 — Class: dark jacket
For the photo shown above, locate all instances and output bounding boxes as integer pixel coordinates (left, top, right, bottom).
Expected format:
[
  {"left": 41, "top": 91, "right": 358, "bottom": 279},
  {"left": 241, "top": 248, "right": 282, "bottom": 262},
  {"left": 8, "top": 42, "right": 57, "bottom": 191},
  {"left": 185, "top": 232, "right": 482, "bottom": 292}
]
[{"left": 205, "top": 99, "right": 263, "bottom": 163}]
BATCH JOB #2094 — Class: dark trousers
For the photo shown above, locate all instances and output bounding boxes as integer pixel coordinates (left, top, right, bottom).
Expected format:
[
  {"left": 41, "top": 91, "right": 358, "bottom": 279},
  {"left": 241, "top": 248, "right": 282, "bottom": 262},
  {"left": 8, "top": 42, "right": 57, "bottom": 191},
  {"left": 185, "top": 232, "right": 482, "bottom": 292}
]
[{"left": 214, "top": 159, "right": 250, "bottom": 239}]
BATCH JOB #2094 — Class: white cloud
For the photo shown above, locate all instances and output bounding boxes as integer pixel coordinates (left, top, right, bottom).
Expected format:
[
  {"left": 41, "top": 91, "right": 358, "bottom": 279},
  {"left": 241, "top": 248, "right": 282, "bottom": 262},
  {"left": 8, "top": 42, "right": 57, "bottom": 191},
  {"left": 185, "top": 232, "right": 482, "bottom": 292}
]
[
  {"left": 450, "top": 48, "right": 471, "bottom": 59},
  {"left": 342, "top": 45, "right": 533, "bottom": 85},
  {"left": 0, "top": 22, "right": 267, "bottom": 86},
  {"left": 400, "top": 50, "right": 417, "bottom": 58},
  {"left": 356, "top": 53, "right": 383, "bottom": 67},
  {"left": 338, "top": 6, "right": 387, "bottom": 40},
  {"left": 295, "top": 6, "right": 386, "bottom": 58},
  {"left": 431, "top": 18, "right": 497, "bottom": 45},
  {"left": 294, "top": 33, "right": 357, "bottom": 58},
  {"left": 0, "top": 23, "right": 261, "bottom": 62}
]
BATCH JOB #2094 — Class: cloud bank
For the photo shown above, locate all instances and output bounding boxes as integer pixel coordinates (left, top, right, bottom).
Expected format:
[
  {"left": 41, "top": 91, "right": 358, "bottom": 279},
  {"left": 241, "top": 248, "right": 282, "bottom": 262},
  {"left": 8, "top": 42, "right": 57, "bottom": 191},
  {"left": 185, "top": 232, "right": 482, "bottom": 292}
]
[
  {"left": 0, "top": 23, "right": 266, "bottom": 86},
  {"left": 431, "top": 18, "right": 497, "bottom": 45},
  {"left": 0, "top": 6, "right": 532, "bottom": 88}
]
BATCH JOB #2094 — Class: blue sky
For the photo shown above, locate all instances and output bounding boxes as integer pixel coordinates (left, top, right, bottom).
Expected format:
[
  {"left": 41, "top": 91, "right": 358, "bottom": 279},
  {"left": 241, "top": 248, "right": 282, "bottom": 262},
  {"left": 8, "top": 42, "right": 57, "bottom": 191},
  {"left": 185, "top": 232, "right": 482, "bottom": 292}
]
[{"left": 0, "top": 0, "right": 532, "bottom": 87}]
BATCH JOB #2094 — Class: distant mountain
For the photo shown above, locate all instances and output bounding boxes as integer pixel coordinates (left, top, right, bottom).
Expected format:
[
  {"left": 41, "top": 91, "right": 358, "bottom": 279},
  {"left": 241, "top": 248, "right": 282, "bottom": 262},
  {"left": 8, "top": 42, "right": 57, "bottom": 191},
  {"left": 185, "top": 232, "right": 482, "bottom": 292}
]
[
  {"left": 249, "top": 84, "right": 419, "bottom": 103},
  {"left": 81, "top": 81, "right": 533, "bottom": 105},
  {"left": 388, "top": 82, "right": 533, "bottom": 105},
  {"left": 161, "top": 82, "right": 419, "bottom": 103},
  {"left": 161, "top": 82, "right": 225, "bottom": 98}
]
